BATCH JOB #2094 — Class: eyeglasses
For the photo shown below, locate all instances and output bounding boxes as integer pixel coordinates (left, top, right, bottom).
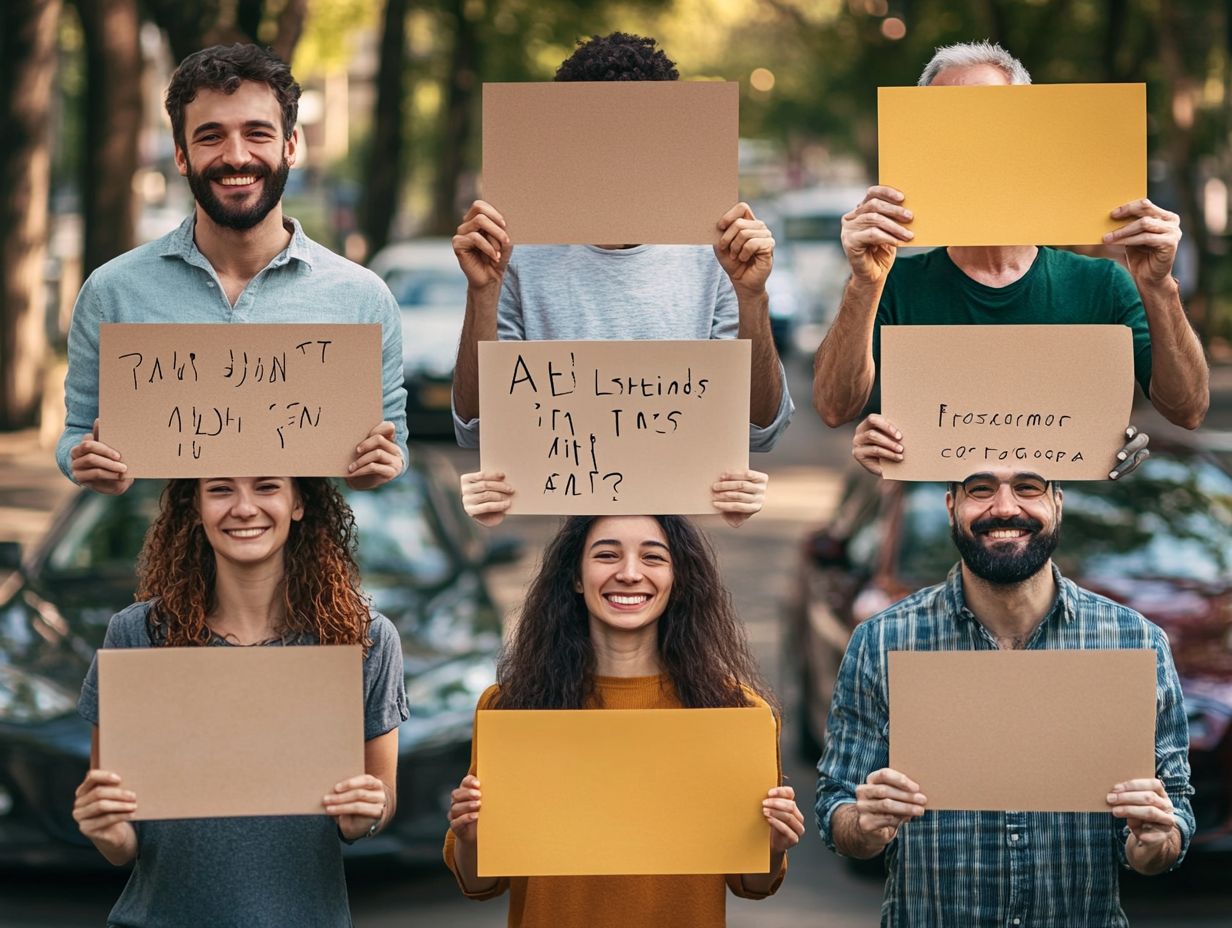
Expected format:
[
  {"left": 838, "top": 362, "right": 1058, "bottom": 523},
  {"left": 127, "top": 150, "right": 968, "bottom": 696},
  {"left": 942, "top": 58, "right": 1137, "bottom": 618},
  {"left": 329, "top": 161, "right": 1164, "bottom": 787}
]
[{"left": 957, "top": 473, "right": 1051, "bottom": 501}]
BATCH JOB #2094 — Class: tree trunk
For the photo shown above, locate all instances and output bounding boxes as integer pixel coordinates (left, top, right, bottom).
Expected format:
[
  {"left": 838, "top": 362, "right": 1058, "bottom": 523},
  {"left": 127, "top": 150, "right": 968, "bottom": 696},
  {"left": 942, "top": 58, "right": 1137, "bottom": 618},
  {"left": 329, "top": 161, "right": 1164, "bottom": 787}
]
[
  {"left": 1157, "top": 0, "right": 1211, "bottom": 345},
  {"left": 427, "top": 0, "right": 480, "bottom": 236},
  {"left": 0, "top": 0, "right": 60, "bottom": 429},
  {"left": 75, "top": 0, "right": 142, "bottom": 279},
  {"left": 361, "top": 0, "right": 410, "bottom": 258},
  {"left": 270, "top": 0, "right": 307, "bottom": 64}
]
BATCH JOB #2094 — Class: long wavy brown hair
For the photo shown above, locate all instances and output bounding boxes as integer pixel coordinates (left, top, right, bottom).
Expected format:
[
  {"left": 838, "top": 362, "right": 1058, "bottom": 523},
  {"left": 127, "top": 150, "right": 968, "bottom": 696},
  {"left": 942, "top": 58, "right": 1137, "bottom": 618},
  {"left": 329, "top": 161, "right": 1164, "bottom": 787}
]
[
  {"left": 135, "top": 478, "right": 371, "bottom": 651},
  {"left": 494, "top": 516, "right": 775, "bottom": 710}
]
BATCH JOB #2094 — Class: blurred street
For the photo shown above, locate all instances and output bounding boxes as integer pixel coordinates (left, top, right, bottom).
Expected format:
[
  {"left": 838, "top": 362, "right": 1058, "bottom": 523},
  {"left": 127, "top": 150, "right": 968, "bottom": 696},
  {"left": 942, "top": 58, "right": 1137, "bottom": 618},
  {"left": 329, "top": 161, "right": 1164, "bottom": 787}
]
[{"left": 1, "top": 361, "right": 1231, "bottom": 925}]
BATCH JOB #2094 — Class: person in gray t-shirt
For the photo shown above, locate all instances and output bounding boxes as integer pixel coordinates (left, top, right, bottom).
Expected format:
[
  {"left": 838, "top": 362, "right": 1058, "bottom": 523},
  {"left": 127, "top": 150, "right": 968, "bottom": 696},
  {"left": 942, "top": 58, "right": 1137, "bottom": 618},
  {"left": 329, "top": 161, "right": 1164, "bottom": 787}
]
[
  {"left": 72, "top": 476, "right": 408, "bottom": 928},
  {"left": 449, "top": 33, "right": 794, "bottom": 456}
]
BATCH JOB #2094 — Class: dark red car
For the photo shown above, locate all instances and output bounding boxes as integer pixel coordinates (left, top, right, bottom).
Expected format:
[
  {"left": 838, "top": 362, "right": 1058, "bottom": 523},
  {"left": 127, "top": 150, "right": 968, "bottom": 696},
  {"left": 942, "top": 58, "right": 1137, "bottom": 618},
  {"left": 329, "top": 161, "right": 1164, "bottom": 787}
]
[{"left": 786, "top": 444, "right": 1232, "bottom": 852}]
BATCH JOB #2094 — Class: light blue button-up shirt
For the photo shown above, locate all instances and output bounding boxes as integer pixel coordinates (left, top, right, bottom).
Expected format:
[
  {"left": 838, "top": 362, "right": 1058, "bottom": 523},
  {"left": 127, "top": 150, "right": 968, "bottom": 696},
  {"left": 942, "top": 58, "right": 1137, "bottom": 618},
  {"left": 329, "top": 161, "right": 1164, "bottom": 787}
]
[
  {"left": 817, "top": 563, "right": 1195, "bottom": 928},
  {"left": 57, "top": 215, "right": 409, "bottom": 480}
]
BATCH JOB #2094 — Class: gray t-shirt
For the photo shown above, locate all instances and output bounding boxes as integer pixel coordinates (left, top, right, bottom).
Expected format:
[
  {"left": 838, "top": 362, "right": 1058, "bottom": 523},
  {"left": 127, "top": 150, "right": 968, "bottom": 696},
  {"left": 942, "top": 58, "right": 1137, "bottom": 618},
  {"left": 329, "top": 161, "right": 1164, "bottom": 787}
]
[
  {"left": 451, "top": 244, "right": 794, "bottom": 452},
  {"left": 78, "top": 600, "right": 408, "bottom": 928}
]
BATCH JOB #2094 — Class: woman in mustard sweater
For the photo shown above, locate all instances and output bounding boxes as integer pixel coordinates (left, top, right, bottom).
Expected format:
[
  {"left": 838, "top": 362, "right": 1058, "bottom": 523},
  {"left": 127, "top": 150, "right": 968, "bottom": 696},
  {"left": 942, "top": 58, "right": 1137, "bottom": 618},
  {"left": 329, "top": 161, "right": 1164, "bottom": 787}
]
[{"left": 444, "top": 514, "right": 804, "bottom": 927}]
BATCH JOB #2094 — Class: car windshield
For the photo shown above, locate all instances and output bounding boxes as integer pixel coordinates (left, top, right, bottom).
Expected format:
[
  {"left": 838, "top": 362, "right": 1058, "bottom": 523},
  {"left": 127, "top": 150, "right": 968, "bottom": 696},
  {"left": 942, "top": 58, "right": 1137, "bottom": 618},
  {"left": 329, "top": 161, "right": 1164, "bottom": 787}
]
[
  {"left": 898, "top": 453, "right": 1232, "bottom": 585},
  {"left": 41, "top": 474, "right": 456, "bottom": 590},
  {"left": 384, "top": 268, "right": 466, "bottom": 309}
]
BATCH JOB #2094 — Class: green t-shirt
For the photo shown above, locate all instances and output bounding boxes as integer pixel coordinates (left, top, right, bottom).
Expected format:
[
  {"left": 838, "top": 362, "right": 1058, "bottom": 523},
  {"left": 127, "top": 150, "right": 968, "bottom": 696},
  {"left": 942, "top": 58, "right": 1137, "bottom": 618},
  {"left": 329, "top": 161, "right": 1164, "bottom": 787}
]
[{"left": 867, "top": 246, "right": 1153, "bottom": 413}]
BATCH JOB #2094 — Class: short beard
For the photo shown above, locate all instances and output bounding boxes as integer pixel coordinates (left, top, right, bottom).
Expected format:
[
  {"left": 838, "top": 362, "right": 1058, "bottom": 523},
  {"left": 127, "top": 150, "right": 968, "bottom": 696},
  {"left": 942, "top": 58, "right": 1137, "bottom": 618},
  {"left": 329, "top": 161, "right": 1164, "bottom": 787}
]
[
  {"left": 951, "top": 514, "right": 1060, "bottom": 586},
  {"left": 186, "top": 156, "right": 290, "bottom": 231}
]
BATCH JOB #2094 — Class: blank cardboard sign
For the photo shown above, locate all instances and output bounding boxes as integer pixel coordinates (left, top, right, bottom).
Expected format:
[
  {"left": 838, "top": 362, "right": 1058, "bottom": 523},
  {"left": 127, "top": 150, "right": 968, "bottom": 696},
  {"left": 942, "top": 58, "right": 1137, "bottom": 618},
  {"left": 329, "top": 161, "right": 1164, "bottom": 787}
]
[
  {"left": 476, "top": 707, "right": 777, "bottom": 876},
  {"left": 878, "top": 83, "right": 1145, "bottom": 246},
  {"left": 880, "top": 325, "right": 1134, "bottom": 481},
  {"left": 482, "top": 81, "right": 738, "bottom": 244},
  {"left": 889, "top": 649, "right": 1156, "bottom": 812},
  {"left": 479, "top": 339, "right": 750, "bottom": 515},
  {"left": 99, "top": 323, "right": 381, "bottom": 477},
  {"left": 98, "top": 646, "right": 363, "bottom": 819}
]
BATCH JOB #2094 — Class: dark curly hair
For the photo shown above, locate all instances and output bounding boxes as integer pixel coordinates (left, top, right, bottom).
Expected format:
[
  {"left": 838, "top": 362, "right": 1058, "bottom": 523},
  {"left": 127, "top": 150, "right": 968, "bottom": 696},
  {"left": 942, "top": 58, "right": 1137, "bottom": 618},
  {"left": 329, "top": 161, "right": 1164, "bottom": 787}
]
[
  {"left": 554, "top": 32, "right": 679, "bottom": 82},
  {"left": 135, "top": 478, "right": 371, "bottom": 653},
  {"left": 494, "top": 516, "right": 774, "bottom": 710},
  {"left": 165, "top": 43, "right": 301, "bottom": 153}
]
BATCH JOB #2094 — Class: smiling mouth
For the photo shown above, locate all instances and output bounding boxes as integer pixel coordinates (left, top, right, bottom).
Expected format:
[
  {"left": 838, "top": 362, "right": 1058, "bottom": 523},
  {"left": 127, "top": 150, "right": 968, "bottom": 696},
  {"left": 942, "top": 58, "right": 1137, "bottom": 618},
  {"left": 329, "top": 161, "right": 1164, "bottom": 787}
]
[
  {"left": 224, "top": 527, "right": 270, "bottom": 538},
  {"left": 982, "top": 528, "right": 1029, "bottom": 540},
  {"left": 604, "top": 593, "right": 651, "bottom": 607},
  {"left": 217, "top": 175, "right": 258, "bottom": 187}
]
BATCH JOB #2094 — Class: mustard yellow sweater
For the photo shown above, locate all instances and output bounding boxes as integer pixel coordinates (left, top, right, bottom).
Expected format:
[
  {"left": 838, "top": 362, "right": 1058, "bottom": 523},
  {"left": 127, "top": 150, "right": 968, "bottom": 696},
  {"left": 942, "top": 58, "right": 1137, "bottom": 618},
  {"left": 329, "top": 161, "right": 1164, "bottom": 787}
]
[{"left": 443, "top": 675, "right": 787, "bottom": 928}]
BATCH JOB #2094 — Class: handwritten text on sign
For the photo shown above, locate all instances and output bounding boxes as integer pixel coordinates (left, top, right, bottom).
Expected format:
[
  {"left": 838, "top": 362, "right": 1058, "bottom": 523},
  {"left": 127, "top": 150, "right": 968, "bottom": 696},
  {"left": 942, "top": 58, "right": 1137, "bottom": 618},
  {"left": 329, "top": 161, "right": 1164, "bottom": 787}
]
[
  {"left": 479, "top": 340, "right": 750, "bottom": 514},
  {"left": 880, "top": 324, "right": 1134, "bottom": 481},
  {"left": 99, "top": 324, "right": 381, "bottom": 477}
]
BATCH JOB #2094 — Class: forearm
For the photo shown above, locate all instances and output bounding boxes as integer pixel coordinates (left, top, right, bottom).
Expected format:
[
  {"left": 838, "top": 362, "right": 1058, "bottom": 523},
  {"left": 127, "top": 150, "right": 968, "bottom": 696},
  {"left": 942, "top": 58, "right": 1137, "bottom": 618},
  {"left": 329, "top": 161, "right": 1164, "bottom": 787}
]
[
  {"left": 1139, "top": 277, "right": 1209, "bottom": 429},
  {"left": 736, "top": 287, "right": 783, "bottom": 427},
  {"left": 739, "top": 849, "right": 786, "bottom": 894},
  {"left": 830, "top": 802, "right": 890, "bottom": 859},
  {"left": 812, "top": 277, "right": 883, "bottom": 427},
  {"left": 451, "top": 838, "right": 500, "bottom": 894},
  {"left": 451, "top": 283, "right": 501, "bottom": 421},
  {"left": 1125, "top": 825, "right": 1182, "bottom": 875}
]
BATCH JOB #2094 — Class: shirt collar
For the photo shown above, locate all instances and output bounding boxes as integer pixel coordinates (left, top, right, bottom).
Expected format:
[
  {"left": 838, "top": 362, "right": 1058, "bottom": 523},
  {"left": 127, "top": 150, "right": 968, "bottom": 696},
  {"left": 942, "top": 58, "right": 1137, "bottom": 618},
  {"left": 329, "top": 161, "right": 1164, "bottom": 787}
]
[
  {"left": 160, "top": 213, "right": 314, "bottom": 271},
  {"left": 943, "top": 561, "right": 1075, "bottom": 627}
]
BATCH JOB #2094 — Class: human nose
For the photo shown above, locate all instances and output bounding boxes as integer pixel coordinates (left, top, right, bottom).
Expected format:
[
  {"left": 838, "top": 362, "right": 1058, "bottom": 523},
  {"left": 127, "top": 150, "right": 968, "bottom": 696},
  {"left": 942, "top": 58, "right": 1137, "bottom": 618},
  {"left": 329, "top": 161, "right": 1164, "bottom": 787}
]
[
  {"left": 230, "top": 487, "right": 259, "bottom": 517},
  {"left": 220, "top": 133, "right": 249, "bottom": 167},
  {"left": 988, "top": 482, "right": 1020, "bottom": 517},
  {"left": 614, "top": 555, "right": 643, "bottom": 583}
]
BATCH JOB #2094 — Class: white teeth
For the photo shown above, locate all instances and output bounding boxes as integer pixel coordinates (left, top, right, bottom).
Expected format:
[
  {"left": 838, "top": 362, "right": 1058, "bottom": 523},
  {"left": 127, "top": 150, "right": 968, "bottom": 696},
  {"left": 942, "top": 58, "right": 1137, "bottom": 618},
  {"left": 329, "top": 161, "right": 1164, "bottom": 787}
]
[
  {"left": 226, "top": 527, "right": 267, "bottom": 538},
  {"left": 607, "top": 594, "right": 649, "bottom": 605},
  {"left": 987, "top": 529, "right": 1025, "bottom": 539},
  {"left": 219, "top": 176, "right": 257, "bottom": 186}
]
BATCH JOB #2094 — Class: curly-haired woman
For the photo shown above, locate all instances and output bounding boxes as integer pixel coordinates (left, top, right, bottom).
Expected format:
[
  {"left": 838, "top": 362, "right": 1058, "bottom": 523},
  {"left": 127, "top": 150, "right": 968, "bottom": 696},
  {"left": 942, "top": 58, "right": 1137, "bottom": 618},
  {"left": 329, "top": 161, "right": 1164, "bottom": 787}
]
[
  {"left": 444, "top": 515, "right": 804, "bottom": 927},
  {"left": 72, "top": 476, "right": 407, "bottom": 927}
]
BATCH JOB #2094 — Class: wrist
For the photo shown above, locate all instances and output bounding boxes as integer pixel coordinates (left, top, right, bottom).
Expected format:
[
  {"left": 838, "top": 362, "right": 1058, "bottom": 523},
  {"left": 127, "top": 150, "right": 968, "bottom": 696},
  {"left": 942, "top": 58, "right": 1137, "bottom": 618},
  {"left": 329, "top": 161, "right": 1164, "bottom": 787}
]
[{"left": 1135, "top": 274, "right": 1181, "bottom": 302}]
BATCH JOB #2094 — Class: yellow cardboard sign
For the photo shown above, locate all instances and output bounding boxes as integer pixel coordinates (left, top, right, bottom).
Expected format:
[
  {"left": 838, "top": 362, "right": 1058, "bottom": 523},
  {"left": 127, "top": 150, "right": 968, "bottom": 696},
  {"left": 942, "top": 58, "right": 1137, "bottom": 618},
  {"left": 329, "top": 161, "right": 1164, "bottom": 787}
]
[
  {"left": 878, "top": 84, "right": 1145, "bottom": 246},
  {"left": 476, "top": 707, "right": 777, "bottom": 876}
]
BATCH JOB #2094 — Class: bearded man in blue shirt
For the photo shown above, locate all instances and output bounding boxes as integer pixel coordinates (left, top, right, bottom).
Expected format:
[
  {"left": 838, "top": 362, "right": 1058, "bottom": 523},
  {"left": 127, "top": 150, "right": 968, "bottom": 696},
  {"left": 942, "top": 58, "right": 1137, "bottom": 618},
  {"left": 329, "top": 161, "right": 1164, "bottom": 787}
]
[
  {"left": 816, "top": 468, "right": 1194, "bottom": 927},
  {"left": 58, "top": 44, "right": 408, "bottom": 493}
]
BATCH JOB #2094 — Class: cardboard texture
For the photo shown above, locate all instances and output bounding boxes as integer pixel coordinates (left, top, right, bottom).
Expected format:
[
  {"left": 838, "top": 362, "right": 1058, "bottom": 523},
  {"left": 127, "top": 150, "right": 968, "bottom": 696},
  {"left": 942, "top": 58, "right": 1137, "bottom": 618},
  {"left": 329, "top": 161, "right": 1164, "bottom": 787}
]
[
  {"left": 878, "top": 83, "right": 1145, "bottom": 246},
  {"left": 479, "top": 339, "right": 750, "bottom": 514},
  {"left": 476, "top": 707, "right": 777, "bottom": 876},
  {"left": 98, "top": 323, "right": 381, "bottom": 477},
  {"left": 880, "top": 324, "right": 1133, "bottom": 481},
  {"left": 889, "top": 649, "right": 1156, "bottom": 812},
  {"left": 98, "top": 646, "right": 364, "bottom": 819},
  {"left": 482, "top": 82, "right": 738, "bottom": 244}
]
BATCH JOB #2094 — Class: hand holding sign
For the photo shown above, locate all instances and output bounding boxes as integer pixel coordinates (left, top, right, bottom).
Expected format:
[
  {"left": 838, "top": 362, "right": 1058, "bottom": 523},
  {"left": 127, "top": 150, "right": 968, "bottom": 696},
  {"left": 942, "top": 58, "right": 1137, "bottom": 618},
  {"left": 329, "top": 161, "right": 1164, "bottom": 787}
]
[
  {"left": 460, "top": 468, "right": 768, "bottom": 527},
  {"left": 1105, "top": 198, "right": 1182, "bottom": 287},
  {"left": 72, "top": 769, "right": 138, "bottom": 865},
  {"left": 853, "top": 768, "right": 928, "bottom": 848},
  {"left": 714, "top": 202, "right": 775, "bottom": 295},
  {"left": 70, "top": 419, "right": 133, "bottom": 495},
  {"left": 840, "top": 185, "right": 914, "bottom": 286},
  {"left": 454, "top": 200, "right": 512, "bottom": 290}
]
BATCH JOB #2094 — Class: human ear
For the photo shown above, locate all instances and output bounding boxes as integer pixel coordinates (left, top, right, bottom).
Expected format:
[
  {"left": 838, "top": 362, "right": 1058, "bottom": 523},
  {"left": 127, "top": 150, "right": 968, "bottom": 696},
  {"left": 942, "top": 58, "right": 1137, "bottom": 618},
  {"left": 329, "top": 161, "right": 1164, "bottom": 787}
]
[{"left": 285, "top": 127, "right": 298, "bottom": 167}]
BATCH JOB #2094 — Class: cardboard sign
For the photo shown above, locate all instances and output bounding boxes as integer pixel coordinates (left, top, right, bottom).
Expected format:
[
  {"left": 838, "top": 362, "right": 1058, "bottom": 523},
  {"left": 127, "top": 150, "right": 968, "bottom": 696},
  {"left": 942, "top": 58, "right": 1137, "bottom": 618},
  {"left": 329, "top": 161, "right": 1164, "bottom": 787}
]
[
  {"left": 479, "top": 340, "right": 750, "bottom": 515},
  {"left": 476, "top": 707, "right": 777, "bottom": 875},
  {"left": 889, "top": 649, "right": 1156, "bottom": 812},
  {"left": 482, "top": 82, "right": 738, "bottom": 244},
  {"left": 98, "top": 646, "right": 364, "bottom": 819},
  {"left": 878, "top": 83, "right": 1145, "bottom": 246},
  {"left": 99, "top": 323, "right": 381, "bottom": 477},
  {"left": 880, "top": 325, "right": 1133, "bottom": 481}
]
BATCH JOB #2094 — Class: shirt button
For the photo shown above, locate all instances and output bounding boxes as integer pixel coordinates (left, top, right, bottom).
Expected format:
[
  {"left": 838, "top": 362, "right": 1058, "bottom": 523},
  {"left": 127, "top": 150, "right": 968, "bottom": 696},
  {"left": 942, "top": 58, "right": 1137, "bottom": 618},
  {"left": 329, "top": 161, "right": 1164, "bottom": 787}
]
[
  {"left": 1010, "top": 834, "right": 1020, "bottom": 842},
  {"left": 1012, "top": 920, "right": 1021, "bottom": 926},
  {"left": 207, "top": 280, "right": 216, "bottom": 287}
]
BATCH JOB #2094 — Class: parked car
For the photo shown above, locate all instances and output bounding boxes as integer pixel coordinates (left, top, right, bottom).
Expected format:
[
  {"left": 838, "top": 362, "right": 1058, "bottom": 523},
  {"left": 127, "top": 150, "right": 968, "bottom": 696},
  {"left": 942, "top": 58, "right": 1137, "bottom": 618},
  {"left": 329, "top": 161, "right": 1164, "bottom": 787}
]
[
  {"left": 786, "top": 444, "right": 1232, "bottom": 853},
  {"left": 0, "top": 446, "right": 515, "bottom": 868},
  {"left": 368, "top": 239, "right": 467, "bottom": 437}
]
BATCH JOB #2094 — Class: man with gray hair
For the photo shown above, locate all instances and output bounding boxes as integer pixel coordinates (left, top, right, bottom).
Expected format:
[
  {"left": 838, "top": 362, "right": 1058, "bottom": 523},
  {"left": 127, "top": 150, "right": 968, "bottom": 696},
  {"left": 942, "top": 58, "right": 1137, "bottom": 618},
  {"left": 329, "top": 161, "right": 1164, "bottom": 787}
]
[{"left": 811, "top": 40, "right": 1209, "bottom": 478}]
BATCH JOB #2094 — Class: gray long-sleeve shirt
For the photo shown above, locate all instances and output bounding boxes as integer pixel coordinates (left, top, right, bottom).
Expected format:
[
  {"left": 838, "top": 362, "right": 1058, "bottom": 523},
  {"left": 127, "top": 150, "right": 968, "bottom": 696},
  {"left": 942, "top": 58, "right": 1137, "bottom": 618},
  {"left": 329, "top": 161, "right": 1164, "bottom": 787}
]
[{"left": 453, "top": 244, "right": 793, "bottom": 451}]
